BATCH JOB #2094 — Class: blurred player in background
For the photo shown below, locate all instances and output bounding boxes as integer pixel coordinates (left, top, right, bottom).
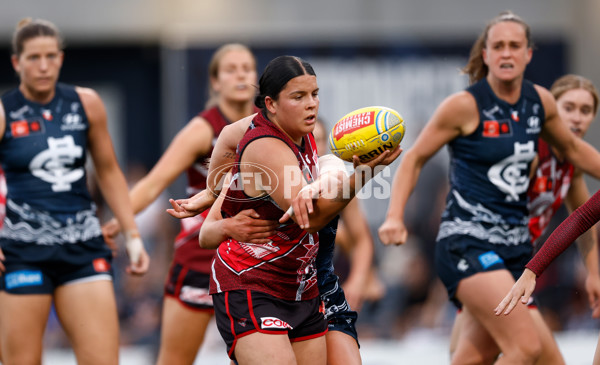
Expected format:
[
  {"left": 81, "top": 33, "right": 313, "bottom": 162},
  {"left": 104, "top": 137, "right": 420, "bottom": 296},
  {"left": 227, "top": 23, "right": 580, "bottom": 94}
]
[
  {"left": 379, "top": 10, "right": 600, "bottom": 364},
  {"left": 102, "top": 43, "right": 259, "bottom": 364},
  {"left": 527, "top": 75, "right": 600, "bottom": 316},
  {"left": 496, "top": 75, "right": 600, "bottom": 365},
  {"left": 449, "top": 74, "right": 600, "bottom": 362},
  {"left": 0, "top": 18, "right": 149, "bottom": 364}
]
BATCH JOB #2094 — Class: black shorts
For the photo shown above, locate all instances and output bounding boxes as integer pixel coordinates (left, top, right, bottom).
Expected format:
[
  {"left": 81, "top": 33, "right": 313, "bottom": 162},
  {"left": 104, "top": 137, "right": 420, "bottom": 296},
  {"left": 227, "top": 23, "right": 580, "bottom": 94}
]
[
  {"left": 0, "top": 236, "right": 113, "bottom": 294},
  {"left": 164, "top": 262, "right": 213, "bottom": 311},
  {"left": 212, "top": 290, "right": 328, "bottom": 360},
  {"left": 320, "top": 277, "right": 359, "bottom": 345},
  {"left": 435, "top": 234, "right": 533, "bottom": 308}
]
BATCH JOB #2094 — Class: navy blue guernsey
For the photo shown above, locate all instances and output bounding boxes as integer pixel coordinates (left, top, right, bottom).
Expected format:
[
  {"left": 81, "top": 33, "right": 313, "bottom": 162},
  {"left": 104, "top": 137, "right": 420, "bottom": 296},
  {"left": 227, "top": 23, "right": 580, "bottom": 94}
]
[
  {"left": 0, "top": 84, "right": 102, "bottom": 244},
  {"left": 437, "top": 79, "right": 544, "bottom": 246},
  {"left": 316, "top": 216, "right": 340, "bottom": 289}
]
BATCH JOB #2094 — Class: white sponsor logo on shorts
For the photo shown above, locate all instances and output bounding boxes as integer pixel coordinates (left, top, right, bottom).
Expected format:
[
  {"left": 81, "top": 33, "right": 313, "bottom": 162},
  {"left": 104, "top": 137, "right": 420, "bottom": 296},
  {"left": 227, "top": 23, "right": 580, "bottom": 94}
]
[
  {"left": 179, "top": 286, "right": 212, "bottom": 305},
  {"left": 260, "top": 317, "right": 293, "bottom": 330}
]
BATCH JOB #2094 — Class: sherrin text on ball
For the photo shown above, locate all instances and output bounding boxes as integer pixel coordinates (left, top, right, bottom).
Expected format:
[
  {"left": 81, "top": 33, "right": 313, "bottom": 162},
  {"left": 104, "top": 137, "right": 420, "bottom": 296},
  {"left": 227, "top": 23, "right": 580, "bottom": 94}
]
[{"left": 328, "top": 106, "right": 405, "bottom": 162}]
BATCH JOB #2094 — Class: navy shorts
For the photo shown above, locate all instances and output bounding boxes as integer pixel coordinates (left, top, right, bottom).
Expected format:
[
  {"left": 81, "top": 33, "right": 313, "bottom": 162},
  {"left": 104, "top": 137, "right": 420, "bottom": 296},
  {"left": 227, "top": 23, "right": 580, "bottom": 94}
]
[
  {"left": 212, "top": 290, "right": 327, "bottom": 360},
  {"left": 164, "top": 262, "right": 213, "bottom": 311},
  {"left": 435, "top": 234, "right": 533, "bottom": 308},
  {"left": 0, "top": 236, "right": 113, "bottom": 294},
  {"left": 320, "top": 276, "right": 359, "bottom": 346}
]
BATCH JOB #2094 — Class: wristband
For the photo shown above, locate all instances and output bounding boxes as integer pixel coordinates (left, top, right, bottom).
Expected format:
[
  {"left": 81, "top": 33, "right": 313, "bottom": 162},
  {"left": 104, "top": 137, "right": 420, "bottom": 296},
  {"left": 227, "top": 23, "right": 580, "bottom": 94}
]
[{"left": 125, "top": 230, "right": 143, "bottom": 264}]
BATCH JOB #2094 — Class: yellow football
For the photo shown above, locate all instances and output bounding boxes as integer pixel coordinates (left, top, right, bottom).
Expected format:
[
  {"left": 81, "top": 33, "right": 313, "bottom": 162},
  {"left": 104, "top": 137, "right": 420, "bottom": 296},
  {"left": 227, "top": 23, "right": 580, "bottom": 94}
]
[{"left": 328, "top": 106, "right": 405, "bottom": 162}]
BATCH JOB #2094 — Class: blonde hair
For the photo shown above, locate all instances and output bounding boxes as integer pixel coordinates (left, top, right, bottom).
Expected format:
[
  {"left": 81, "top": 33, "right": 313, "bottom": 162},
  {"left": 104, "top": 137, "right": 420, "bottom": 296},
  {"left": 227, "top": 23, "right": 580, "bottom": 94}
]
[
  {"left": 12, "top": 18, "right": 63, "bottom": 56},
  {"left": 462, "top": 11, "right": 532, "bottom": 85},
  {"left": 205, "top": 43, "right": 256, "bottom": 109},
  {"left": 551, "top": 74, "right": 599, "bottom": 115}
]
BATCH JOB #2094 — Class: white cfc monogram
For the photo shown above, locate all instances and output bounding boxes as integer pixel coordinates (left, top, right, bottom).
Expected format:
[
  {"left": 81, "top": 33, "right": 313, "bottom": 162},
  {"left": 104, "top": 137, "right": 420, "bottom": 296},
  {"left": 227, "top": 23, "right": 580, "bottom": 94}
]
[
  {"left": 29, "top": 136, "right": 84, "bottom": 192},
  {"left": 487, "top": 141, "right": 536, "bottom": 202}
]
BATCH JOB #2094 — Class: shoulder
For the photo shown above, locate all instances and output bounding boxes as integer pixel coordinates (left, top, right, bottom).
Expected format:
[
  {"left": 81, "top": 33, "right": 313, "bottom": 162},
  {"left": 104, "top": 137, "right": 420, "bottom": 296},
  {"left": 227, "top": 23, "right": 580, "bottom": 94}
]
[
  {"left": 533, "top": 84, "right": 556, "bottom": 110},
  {"left": 442, "top": 90, "right": 478, "bottom": 111},
  {"left": 75, "top": 86, "right": 102, "bottom": 104},
  {"left": 188, "top": 114, "right": 211, "bottom": 128},
  {"left": 233, "top": 114, "right": 257, "bottom": 133},
  {"left": 433, "top": 91, "right": 479, "bottom": 131},
  {"left": 221, "top": 114, "right": 256, "bottom": 142},
  {"left": 243, "top": 135, "right": 292, "bottom": 159},
  {"left": 75, "top": 86, "right": 106, "bottom": 123},
  {"left": 185, "top": 115, "right": 214, "bottom": 137}
]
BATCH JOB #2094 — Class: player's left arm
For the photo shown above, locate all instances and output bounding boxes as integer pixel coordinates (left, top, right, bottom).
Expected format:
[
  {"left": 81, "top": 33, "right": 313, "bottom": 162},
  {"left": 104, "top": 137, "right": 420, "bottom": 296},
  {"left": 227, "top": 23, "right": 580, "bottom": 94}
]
[{"left": 79, "top": 87, "right": 149, "bottom": 274}]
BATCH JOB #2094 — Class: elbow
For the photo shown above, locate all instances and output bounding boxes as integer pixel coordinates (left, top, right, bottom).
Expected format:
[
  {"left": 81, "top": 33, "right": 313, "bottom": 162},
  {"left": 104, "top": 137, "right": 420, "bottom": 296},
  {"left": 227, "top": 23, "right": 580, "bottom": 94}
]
[
  {"left": 198, "top": 231, "right": 218, "bottom": 249},
  {"left": 198, "top": 239, "right": 210, "bottom": 249},
  {"left": 199, "top": 239, "right": 219, "bottom": 250}
]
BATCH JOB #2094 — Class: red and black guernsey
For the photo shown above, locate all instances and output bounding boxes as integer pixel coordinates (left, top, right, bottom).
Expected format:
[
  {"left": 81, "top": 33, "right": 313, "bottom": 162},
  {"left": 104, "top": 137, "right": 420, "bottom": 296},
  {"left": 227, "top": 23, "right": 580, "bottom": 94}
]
[
  {"left": 174, "top": 106, "right": 258, "bottom": 273},
  {"left": 527, "top": 188, "right": 600, "bottom": 276},
  {"left": 210, "top": 111, "right": 320, "bottom": 301},
  {"left": 527, "top": 138, "right": 574, "bottom": 244}
]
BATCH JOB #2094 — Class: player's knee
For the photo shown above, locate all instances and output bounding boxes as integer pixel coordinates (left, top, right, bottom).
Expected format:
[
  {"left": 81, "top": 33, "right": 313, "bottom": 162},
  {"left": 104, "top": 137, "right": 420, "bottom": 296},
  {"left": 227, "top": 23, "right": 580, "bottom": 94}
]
[{"left": 505, "top": 334, "right": 542, "bottom": 364}]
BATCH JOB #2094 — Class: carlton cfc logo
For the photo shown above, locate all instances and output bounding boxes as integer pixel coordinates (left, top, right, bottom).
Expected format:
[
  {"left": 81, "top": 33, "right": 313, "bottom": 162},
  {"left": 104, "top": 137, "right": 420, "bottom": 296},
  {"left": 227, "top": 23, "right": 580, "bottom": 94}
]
[{"left": 29, "top": 135, "right": 84, "bottom": 192}]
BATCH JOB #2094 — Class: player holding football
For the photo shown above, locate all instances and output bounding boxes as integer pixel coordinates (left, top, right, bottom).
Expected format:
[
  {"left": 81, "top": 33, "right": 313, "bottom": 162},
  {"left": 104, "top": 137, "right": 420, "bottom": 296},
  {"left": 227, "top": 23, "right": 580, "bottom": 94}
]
[
  {"left": 169, "top": 117, "right": 378, "bottom": 365},
  {"left": 184, "top": 55, "right": 400, "bottom": 364},
  {"left": 379, "top": 11, "right": 600, "bottom": 365}
]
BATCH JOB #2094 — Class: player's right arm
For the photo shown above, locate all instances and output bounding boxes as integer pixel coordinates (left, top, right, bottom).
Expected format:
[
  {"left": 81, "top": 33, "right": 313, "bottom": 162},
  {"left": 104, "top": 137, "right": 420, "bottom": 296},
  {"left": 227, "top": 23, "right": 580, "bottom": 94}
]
[{"left": 378, "top": 91, "right": 478, "bottom": 246}]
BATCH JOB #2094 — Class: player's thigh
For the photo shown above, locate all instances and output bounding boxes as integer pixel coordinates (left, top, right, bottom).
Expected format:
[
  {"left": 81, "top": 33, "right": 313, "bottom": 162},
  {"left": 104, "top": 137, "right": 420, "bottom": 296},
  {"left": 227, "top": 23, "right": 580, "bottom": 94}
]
[
  {"left": 157, "top": 296, "right": 213, "bottom": 364},
  {"left": 54, "top": 279, "right": 119, "bottom": 363},
  {"left": 292, "top": 336, "right": 326, "bottom": 365},
  {"left": 325, "top": 330, "right": 360, "bottom": 365},
  {"left": 456, "top": 270, "right": 541, "bottom": 356},
  {"left": 235, "top": 332, "right": 296, "bottom": 365},
  {"left": 0, "top": 292, "right": 52, "bottom": 364}
]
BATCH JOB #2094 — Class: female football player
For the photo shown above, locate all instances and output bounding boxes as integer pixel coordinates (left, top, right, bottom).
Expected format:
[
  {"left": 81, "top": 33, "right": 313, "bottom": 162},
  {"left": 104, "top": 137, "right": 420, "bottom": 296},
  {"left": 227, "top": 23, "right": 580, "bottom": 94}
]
[
  {"left": 379, "top": 11, "right": 600, "bottom": 365},
  {"left": 0, "top": 18, "right": 149, "bottom": 364}
]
